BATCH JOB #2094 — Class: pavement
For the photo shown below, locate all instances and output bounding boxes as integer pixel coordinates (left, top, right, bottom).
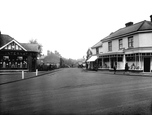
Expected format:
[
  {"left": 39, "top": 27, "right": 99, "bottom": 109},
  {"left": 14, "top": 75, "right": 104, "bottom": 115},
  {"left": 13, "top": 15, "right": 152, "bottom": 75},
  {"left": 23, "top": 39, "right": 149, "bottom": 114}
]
[
  {"left": 0, "top": 69, "right": 62, "bottom": 85},
  {"left": 1, "top": 68, "right": 152, "bottom": 85},
  {"left": 84, "top": 68, "right": 152, "bottom": 77}
]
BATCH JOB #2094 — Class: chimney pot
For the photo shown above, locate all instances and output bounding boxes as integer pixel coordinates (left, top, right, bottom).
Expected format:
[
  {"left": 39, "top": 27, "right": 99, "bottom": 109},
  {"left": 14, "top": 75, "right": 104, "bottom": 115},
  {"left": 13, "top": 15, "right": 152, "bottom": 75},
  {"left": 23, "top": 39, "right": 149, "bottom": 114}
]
[
  {"left": 125, "top": 22, "right": 133, "bottom": 27},
  {"left": 150, "top": 15, "right": 152, "bottom": 22}
]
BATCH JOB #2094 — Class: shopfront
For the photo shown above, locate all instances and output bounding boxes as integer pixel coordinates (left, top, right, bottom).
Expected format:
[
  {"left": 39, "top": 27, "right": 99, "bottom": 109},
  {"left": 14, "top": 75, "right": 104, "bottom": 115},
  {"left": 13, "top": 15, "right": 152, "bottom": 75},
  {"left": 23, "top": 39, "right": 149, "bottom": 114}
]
[{"left": 0, "top": 34, "right": 38, "bottom": 71}]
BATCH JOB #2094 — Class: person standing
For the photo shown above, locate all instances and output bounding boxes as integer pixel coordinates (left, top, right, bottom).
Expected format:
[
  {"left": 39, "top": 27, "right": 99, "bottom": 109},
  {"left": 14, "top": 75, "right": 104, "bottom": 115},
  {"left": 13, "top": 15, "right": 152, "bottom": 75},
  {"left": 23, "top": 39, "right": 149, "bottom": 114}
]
[
  {"left": 113, "top": 62, "right": 117, "bottom": 74},
  {"left": 124, "top": 63, "right": 129, "bottom": 74}
]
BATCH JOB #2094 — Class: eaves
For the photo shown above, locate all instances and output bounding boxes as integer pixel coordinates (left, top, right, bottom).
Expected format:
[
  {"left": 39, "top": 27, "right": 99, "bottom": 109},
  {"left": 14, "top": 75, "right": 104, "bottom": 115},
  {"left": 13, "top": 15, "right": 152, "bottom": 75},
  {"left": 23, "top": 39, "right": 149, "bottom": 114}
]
[{"left": 101, "top": 30, "right": 152, "bottom": 43}]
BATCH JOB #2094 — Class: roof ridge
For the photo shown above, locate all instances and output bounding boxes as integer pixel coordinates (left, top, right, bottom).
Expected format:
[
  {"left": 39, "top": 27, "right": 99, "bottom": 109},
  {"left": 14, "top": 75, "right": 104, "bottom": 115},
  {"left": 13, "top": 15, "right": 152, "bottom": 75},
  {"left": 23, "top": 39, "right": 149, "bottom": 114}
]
[
  {"left": 146, "top": 20, "right": 152, "bottom": 26},
  {"left": 119, "top": 20, "right": 145, "bottom": 31},
  {"left": 136, "top": 20, "right": 146, "bottom": 31},
  {"left": 104, "top": 21, "right": 141, "bottom": 38},
  {"left": 102, "top": 20, "right": 147, "bottom": 41}
]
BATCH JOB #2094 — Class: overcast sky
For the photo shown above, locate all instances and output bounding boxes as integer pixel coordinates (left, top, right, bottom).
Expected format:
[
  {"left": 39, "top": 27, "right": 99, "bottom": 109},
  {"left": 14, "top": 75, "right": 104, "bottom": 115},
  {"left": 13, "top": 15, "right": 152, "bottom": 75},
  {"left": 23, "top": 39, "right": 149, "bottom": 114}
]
[{"left": 0, "top": 0, "right": 152, "bottom": 59}]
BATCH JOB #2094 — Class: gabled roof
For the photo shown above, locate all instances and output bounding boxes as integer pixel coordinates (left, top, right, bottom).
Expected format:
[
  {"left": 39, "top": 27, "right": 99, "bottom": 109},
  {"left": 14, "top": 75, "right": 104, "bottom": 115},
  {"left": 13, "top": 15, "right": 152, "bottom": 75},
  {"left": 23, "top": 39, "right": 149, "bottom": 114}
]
[
  {"left": 21, "top": 43, "right": 39, "bottom": 52},
  {"left": 0, "top": 34, "right": 39, "bottom": 52},
  {"left": 102, "top": 20, "right": 152, "bottom": 42},
  {"left": 0, "top": 39, "right": 28, "bottom": 51},
  {"left": 0, "top": 34, "right": 14, "bottom": 47},
  {"left": 91, "top": 41, "right": 102, "bottom": 48}
]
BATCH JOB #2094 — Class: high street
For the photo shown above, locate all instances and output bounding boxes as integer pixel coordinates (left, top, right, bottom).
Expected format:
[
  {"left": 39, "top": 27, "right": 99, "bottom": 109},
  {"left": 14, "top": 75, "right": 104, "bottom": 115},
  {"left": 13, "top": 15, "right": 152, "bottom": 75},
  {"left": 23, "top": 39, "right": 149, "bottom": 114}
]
[{"left": 1, "top": 68, "right": 152, "bottom": 115}]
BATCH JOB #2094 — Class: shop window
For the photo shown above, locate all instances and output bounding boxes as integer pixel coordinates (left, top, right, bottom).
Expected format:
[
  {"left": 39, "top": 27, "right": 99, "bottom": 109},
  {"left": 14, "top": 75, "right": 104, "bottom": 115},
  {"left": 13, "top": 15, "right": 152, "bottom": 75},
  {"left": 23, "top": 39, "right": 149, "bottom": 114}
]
[
  {"left": 3, "top": 56, "right": 9, "bottom": 68},
  {"left": 118, "top": 57, "right": 123, "bottom": 62},
  {"left": 126, "top": 56, "right": 135, "bottom": 61}
]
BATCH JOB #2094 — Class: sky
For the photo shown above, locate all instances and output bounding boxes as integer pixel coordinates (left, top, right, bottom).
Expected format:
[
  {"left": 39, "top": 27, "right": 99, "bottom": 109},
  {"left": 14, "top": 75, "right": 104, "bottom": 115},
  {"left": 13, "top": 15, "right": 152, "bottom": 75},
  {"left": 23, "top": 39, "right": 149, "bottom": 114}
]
[{"left": 0, "top": 0, "right": 152, "bottom": 59}]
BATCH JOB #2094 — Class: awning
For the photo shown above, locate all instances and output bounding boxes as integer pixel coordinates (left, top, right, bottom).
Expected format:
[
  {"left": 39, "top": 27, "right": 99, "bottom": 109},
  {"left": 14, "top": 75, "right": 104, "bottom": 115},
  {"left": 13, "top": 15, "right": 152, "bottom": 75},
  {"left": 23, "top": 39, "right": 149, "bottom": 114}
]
[{"left": 87, "top": 56, "right": 98, "bottom": 62}]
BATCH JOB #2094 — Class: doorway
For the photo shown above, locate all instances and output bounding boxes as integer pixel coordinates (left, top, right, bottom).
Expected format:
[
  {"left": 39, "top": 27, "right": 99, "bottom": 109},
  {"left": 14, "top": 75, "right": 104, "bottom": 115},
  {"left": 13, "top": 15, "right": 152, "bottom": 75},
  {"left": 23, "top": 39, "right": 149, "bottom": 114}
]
[{"left": 144, "top": 57, "right": 151, "bottom": 72}]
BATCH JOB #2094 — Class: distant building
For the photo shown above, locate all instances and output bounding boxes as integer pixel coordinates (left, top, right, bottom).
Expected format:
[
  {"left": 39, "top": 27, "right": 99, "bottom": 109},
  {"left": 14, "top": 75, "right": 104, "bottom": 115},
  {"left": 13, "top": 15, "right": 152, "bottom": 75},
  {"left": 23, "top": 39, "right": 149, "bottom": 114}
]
[
  {"left": 38, "top": 52, "right": 60, "bottom": 68},
  {"left": 87, "top": 15, "right": 152, "bottom": 72},
  {"left": 0, "top": 32, "right": 39, "bottom": 71}
]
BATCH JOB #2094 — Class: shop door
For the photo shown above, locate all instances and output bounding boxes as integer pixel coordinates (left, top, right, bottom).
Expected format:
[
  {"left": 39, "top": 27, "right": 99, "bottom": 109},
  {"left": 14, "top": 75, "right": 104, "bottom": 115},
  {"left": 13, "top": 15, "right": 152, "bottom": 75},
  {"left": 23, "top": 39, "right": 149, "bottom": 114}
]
[
  {"left": 111, "top": 58, "right": 114, "bottom": 68},
  {"left": 144, "top": 57, "right": 150, "bottom": 72}
]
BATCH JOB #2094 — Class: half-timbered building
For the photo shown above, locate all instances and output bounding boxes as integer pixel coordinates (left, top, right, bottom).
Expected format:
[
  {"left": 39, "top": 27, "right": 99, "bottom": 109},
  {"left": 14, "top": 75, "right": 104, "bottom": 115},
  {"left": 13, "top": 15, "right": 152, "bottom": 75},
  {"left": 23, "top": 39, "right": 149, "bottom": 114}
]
[{"left": 0, "top": 32, "right": 39, "bottom": 71}]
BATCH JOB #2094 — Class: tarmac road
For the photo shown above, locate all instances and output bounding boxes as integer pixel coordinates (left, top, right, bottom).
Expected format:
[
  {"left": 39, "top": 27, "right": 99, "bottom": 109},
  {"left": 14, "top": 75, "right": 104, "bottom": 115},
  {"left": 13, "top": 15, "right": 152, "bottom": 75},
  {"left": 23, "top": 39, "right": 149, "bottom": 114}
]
[{"left": 1, "top": 68, "right": 152, "bottom": 115}]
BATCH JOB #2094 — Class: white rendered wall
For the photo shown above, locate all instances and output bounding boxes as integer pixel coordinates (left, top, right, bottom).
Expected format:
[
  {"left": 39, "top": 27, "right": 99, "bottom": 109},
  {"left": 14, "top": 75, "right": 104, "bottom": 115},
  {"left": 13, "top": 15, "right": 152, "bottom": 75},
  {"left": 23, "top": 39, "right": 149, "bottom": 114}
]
[
  {"left": 91, "top": 48, "right": 96, "bottom": 55},
  {"left": 139, "top": 33, "right": 152, "bottom": 47}
]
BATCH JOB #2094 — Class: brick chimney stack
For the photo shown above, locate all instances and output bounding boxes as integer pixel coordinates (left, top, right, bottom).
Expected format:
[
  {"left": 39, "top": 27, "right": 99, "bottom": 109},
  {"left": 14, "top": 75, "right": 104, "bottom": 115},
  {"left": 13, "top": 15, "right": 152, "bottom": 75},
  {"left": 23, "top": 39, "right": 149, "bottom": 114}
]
[
  {"left": 125, "top": 22, "right": 133, "bottom": 27},
  {"left": 150, "top": 15, "right": 152, "bottom": 22}
]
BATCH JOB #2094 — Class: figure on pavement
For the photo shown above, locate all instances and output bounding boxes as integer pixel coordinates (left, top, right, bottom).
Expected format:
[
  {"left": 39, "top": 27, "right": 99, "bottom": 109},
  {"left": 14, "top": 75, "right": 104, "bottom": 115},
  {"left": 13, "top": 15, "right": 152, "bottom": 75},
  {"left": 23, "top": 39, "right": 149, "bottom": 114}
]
[
  {"left": 113, "top": 62, "right": 117, "bottom": 74},
  {"left": 124, "top": 63, "right": 129, "bottom": 74}
]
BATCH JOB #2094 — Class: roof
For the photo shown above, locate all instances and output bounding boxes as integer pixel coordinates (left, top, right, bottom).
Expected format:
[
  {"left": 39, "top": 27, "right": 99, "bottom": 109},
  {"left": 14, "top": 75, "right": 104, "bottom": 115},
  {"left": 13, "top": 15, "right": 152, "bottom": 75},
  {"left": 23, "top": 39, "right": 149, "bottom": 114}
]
[
  {"left": 0, "top": 34, "right": 14, "bottom": 47},
  {"left": 102, "top": 20, "right": 152, "bottom": 42},
  {"left": 91, "top": 41, "right": 102, "bottom": 48},
  {"left": 21, "top": 43, "right": 39, "bottom": 52},
  {"left": 0, "top": 33, "right": 39, "bottom": 52}
]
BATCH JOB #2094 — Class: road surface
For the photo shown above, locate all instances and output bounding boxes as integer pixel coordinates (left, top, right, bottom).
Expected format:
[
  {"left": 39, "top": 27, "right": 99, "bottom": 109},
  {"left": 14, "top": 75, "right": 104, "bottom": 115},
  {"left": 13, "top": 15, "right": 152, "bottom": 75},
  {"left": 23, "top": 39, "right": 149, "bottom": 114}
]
[{"left": 1, "top": 68, "right": 152, "bottom": 115}]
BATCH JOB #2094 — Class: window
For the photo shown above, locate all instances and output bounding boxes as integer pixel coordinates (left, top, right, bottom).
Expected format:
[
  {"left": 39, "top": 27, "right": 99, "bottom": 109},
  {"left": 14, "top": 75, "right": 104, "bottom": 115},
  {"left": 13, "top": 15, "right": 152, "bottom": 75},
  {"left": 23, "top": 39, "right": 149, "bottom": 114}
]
[
  {"left": 108, "top": 41, "right": 112, "bottom": 51},
  {"left": 119, "top": 39, "right": 123, "bottom": 49},
  {"left": 8, "top": 45, "right": 11, "bottom": 49},
  {"left": 96, "top": 48, "right": 99, "bottom": 54},
  {"left": 128, "top": 36, "right": 133, "bottom": 48}
]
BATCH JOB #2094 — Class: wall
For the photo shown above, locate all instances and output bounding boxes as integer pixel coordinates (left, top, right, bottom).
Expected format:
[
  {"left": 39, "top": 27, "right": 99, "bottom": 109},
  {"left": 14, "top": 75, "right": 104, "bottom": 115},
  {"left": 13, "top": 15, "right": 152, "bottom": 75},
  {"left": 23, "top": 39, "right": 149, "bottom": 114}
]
[
  {"left": 91, "top": 48, "right": 96, "bottom": 55},
  {"left": 102, "top": 42, "right": 108, "bottom": 53},
  {"left": 139, "top": 33, "right": 152, "bottom": 47},
  {"left": 102, "top": 34, "right": 140, "bottom": 54},
  {"left": 99, "top": 47, "right": 103, "bottom": 54}
]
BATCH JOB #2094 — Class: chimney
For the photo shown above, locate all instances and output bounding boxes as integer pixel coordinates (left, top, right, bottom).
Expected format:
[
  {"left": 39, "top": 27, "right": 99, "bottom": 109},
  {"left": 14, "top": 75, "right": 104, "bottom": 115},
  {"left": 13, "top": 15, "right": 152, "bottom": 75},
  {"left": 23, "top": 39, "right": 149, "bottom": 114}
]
[
  {"left": 0, "top": 31, "right": 1, "bottom": 46},
  {"left": 125, "top": 22, "right": 133, "bottom": 27},
  {"left": 0, "top": 31, "right": 1, "bottom": 39},
  {"left": 150, "top": 15, "right": 152, "bottom": 22}
]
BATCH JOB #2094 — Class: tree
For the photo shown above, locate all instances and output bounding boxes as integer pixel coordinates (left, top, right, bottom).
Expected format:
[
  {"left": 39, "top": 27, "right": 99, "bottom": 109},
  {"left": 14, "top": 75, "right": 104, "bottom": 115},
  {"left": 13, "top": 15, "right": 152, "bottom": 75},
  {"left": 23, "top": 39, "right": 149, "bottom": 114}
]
[
  {"left": 54, "top": 50, "right": 61, "bottom": 57},
  {"left": 29, "top": 39, "right": 43, "bottom": 56}
]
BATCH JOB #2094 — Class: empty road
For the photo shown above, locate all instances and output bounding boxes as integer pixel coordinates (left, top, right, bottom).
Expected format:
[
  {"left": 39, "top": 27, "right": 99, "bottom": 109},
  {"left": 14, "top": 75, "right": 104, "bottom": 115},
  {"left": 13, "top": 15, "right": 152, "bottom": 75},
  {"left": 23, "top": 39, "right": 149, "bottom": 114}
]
[{"left": 1, "top": 68, "right": 152, "bottom": 115}]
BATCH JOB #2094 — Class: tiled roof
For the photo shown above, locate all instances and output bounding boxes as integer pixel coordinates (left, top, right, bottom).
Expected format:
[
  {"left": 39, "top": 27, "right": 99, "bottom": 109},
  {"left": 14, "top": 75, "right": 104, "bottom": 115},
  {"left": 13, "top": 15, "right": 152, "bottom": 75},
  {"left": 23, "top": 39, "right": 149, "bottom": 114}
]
[
  {"left": 0, "top": 34, "right": 14, "bottom": 47},
  {"left": 102, "top": 20, "right": 152, "bottom": 42},
  {"left": 0, "top": 33, "right": 39, "bottom": 52},
  {"left": 21, "top": 43, "right": 39, "bottom": 52},
  {"left": 91, "top": 41, "right": 102, "bottom": 48}
]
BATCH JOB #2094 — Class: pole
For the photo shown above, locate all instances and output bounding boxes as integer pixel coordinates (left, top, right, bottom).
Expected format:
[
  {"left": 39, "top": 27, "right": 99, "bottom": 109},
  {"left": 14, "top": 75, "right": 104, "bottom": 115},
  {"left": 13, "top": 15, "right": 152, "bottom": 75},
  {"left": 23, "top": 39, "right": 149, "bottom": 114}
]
[
  {"left": 36, "top": 69, "right": 38, "bottom": 76},
  {"left": 22, "top": 71, "right": 24, "bottom": 79}
]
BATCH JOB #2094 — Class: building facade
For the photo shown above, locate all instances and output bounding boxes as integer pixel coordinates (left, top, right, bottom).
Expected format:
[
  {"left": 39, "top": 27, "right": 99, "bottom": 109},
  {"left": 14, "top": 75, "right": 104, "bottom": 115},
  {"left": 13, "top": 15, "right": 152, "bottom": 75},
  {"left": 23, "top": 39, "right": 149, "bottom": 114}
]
[
  {"left": 0, "top": 32, "right": 39, "bottom": 71},
  {"left": 87, "top": 15, "right": 152, "bottom": 72}
]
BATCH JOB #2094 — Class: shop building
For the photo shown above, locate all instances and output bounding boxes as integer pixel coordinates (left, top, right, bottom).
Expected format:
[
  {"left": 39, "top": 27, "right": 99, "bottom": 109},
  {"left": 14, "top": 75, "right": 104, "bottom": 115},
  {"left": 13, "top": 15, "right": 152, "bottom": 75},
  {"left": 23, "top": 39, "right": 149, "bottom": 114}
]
[
  {"left": 87, "top": 15, "right": 152, "bottom": 72},
  {"left": 0, "top": 32, "right": 39, "bottom": 71}
]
